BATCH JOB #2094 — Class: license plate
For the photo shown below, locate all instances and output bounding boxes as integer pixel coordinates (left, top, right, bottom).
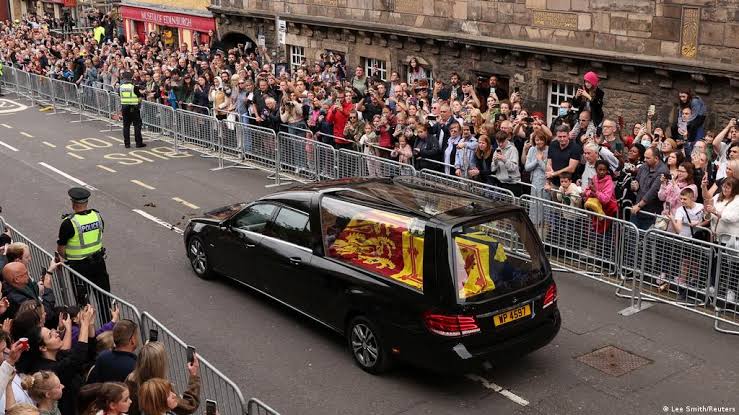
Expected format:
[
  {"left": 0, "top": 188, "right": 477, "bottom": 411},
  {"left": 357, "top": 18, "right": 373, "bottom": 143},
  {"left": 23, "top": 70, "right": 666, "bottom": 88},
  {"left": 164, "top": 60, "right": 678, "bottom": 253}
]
[{"left": 493, "top": 304, "right": 532, "bottom": 327}]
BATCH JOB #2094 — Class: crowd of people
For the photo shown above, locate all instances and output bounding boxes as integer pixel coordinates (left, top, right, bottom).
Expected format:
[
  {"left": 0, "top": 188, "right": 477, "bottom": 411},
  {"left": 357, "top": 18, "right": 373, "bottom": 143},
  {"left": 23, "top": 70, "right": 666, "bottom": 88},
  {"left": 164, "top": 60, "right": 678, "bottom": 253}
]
[
  {"left": 1, "top": 12, "right": 738, "bottom": 272},
  {"left": 0, "top": 238, "right": 205, "bottom": 415}
]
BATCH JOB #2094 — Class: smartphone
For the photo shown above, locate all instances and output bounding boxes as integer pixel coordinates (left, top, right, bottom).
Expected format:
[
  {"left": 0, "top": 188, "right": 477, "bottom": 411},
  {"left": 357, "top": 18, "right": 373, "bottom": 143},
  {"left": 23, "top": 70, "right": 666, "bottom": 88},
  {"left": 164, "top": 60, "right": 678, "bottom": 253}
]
[
  {"left": 513, "top": 86, "right": 520, "bottom": 93},
  {"left": 111, "top": 299, "right": 117, "bottom": 308},
  {"left": 187, "top": 345, "right": 196, "bottom": 364},
  {"left": 54, "top": 251, "right": 61, "bottom": 263},
  {"left": 75, "top": 284, "right": 89, "bottom": 306},
  {"left": 426, "top": 114, "right": 437, "bottom": 121},
  {"left": 648, "top": 104, "right": 656, "bottom": 115},
  {"left": 149, "top": 329, "right": 158, "bottom": 342},
  {"left": 206, "top": 400, "right": 217, "bottom": 415}
]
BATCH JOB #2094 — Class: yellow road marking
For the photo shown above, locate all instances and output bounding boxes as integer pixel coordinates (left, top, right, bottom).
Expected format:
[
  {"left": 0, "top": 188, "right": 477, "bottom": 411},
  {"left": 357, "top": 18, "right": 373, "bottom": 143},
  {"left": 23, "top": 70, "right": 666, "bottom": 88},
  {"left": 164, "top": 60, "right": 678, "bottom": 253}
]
[
  {"left": 67, "top": 152, "right": 85, "bottom": 160},
  {"left": 131, "top": 179, "right": 156, "bottom": 190},
  {"left": 42, "top": 141, "right": 57, "bottom": 148},
  {"left": 1, "top": 124, "right": 12, "bottom": 129},
  {"left": 20, "top": 132, "right": 34, "bottom": 138},
  {"left": 172, "top": 197, "right": 200, "bottom": 210},
  {"left": 106, "top": 135, "right": 124, "bottom": 143},
  {"left": 97, "top": 165, "right": 117, "bottom": 173}
]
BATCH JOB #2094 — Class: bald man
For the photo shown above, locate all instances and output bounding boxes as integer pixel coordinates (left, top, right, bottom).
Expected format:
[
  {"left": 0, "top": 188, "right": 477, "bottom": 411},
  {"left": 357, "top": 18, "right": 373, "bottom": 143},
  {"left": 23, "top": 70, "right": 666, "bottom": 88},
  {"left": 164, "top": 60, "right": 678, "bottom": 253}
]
[{"left": 1, "top": 260, "right": 57, "bottom": 321}]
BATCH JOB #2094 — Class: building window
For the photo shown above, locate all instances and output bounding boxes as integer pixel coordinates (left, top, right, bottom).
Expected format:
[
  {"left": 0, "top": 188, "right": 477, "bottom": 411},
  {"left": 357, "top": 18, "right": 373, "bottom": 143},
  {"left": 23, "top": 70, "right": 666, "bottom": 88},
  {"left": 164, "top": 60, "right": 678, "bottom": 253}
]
[
  {"left": 547, "top": 81, "right": 577, "bottom": 124},
  {"left": 364, "top": 58, "right": 387, "bottom": 81},
  {"left": 289, "top": 45, "right": 305, "bottom": 73}
]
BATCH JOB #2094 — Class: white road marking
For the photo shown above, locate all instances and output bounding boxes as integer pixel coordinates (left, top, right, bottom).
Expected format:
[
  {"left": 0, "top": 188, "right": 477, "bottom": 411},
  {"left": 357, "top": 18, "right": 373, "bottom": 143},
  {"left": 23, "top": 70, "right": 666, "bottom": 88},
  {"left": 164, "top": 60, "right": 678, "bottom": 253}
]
[
  {"left": 0, "top": 98, "right": 28, "bottom": 113},
  {"left": 97, "top": 165, "right": 117, "bottom": 173},
  {"left": 131, "top": 179, "right": 156, "bottom": 190},
  {"left": 42, "top": 141, "right": 57, "bottom": 148},
  {"left": 1, "top": 123, "right": 12, "bottom": 129},
  {"left": 172, "top": 197, "right": 200, "bottom": 209},
  {"left": 20, "top": 132, "right": 33, "bottom": 138},
  {"left": 106, "top": 135, "right": 124, "bottom": 143},
  {"left": 67, "top": 152, "right": 85, "bottom": 160},
  {"left": 38, "top": 162, "right": 98, "bottom": 191},
  {"left": 0, "top": 141, "right": 19, "bottom": 152},
  {"left": 466, "top": 374, "right": 529, "bottom": 406},
  {"left": 132, "top": 209, "right": 184, "bottom": 235}
]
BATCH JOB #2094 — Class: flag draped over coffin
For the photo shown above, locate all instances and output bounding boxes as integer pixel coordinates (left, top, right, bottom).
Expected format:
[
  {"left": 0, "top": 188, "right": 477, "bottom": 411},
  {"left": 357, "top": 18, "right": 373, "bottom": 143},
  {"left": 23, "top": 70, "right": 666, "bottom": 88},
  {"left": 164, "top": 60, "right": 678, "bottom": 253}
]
[
  {"left": 455, "top": 231, "right": 507, "bottom": 298},
  {"left": 328, "top": 210, "right": 424, "bottom": 290}
]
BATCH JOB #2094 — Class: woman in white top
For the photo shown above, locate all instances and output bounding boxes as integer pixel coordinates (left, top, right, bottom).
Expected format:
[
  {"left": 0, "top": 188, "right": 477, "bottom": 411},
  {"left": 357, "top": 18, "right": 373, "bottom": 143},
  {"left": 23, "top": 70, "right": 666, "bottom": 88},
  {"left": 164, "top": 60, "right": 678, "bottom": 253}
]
[{"left": 705, "top": 176, "right": 739, "bottom": 243}]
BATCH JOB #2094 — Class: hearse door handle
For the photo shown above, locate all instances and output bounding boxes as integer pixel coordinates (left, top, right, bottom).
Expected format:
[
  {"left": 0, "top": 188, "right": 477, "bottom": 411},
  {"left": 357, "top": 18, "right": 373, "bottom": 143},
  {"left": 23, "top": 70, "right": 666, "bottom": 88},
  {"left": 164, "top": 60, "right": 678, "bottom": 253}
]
[
  {"left": 243, "top": 241, "right": 256, "bottom": 248},
  {"left": 288, "top": 257, "right": 302, "bottom": 266}
]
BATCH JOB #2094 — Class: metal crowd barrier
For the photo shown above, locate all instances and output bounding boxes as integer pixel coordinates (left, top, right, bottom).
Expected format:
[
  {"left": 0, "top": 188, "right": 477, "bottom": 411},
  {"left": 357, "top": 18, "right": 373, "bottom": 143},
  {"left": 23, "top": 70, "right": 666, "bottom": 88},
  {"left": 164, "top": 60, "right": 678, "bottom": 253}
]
[
  {"left": 417, "top": 169, "right": 517, "bottom": 205},
  {"left": 3, "top": 220, "right": 142, "bottom": 329},
  {"left": 714, "top": 244, "right": 739, "bottom": 334},
  {"left": 278, "top": 131, "right": 338, "bottom": 180},
  {"left": 2, "top": 217, "right": 282, "bottom": 414},
  {"left": 176, "top": 109, "right": 219, "bottom": 153},
  {"left": 247, "top": 399, "right": 280, "bottom": 415},
  {"left": 518, "top": 194, "right": 641, "bottom": 292},
  {"left": 140, "top": 312, "right": 250, "bottom": 415},
  {"left": 337, "top": 148, "right": 416, "bottom": 178}
]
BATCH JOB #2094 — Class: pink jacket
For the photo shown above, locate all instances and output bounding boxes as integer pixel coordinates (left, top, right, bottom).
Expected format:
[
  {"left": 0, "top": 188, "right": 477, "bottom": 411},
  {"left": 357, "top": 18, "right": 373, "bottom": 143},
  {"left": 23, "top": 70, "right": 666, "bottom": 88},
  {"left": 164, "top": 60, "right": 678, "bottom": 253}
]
[{"left": 658, "top": 180, "right": 697, "bottom": 216}]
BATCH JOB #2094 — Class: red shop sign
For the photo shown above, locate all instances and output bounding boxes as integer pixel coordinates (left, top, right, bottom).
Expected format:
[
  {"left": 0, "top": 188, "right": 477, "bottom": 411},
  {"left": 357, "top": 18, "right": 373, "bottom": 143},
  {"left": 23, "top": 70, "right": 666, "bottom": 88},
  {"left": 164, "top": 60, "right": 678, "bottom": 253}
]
[
  {"left": 63, "top": 0, "right": 76, "bottom": 7},
  {"left": 120, "top": 6, "right": 215, "bottom": 32}
]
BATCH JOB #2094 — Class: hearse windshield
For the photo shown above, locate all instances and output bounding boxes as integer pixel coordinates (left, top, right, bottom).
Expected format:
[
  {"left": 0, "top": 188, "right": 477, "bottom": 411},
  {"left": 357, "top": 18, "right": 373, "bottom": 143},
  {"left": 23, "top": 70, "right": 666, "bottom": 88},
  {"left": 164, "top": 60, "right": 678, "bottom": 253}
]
[{"left": 451, "top": 212, "right": 546, "bottom": 302}]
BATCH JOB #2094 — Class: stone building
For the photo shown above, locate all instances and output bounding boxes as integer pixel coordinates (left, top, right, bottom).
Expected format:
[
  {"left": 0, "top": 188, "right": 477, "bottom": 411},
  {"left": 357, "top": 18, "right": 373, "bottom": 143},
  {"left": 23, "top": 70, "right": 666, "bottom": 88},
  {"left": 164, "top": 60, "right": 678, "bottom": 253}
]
[{"left": 209, "top": 0, "right": 739, "bottom": 128}]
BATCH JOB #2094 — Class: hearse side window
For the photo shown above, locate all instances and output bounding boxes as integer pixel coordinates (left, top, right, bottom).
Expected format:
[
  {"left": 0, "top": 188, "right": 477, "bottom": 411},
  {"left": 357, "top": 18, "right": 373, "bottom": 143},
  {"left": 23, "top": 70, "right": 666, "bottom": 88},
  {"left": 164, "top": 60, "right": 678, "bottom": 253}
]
[
  {"left": 265, "top": 207, "right": 312, "bottom": 248},
  {"left": 232, "top": 203, "right": 277, "bottom": 233},
  {"left": 320, "top": 197, "right": 426, "bottom": 292},
  {"left": 452, "top": 214, "right": 545, "bottom": 302}
]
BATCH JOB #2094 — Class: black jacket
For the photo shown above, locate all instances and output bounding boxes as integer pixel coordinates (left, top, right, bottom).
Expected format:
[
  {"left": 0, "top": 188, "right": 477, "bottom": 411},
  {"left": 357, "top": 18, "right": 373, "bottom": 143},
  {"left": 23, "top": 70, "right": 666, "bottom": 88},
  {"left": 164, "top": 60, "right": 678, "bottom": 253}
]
[
  {"left": 413, "top": 134, "right": 441, "bottom": 172},
  {"left": 2, "top": 279, "right": 56, "bottom": 323},
  {"left": 573, "top": 87, "right": 605, "bottom": 127},
  {"left": 32, "top": 339, "right": 96, "bottom": 415}
]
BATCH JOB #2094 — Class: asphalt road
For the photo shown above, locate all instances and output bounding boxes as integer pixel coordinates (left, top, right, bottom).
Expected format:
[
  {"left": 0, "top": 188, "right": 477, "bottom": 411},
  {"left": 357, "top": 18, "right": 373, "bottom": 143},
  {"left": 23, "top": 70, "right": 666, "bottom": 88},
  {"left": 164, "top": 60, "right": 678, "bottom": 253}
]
[{"left": 1, "top": 95, "right": 737, "bottom": 415}]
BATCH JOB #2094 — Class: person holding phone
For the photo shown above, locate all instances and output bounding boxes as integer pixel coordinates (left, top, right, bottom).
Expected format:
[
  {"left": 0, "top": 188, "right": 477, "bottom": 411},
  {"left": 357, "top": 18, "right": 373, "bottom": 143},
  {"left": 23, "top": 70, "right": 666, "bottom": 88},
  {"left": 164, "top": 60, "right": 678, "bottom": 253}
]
[
  {"left": 25, "top": 305, "right": 96, "bottom": 415},
  {"left": 573, "top": 71, "right": 605, "bottom": 127},
  {"left": 125, "top": 342, "right": 200, "bottom": 415}
]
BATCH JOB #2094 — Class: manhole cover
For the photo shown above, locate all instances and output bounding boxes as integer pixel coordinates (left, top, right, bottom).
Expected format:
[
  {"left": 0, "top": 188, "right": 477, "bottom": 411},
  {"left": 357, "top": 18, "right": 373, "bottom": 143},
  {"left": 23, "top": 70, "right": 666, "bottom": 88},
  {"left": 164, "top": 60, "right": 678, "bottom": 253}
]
[{"left": 576, "top": 345, "right": 652, "bottom": 376}]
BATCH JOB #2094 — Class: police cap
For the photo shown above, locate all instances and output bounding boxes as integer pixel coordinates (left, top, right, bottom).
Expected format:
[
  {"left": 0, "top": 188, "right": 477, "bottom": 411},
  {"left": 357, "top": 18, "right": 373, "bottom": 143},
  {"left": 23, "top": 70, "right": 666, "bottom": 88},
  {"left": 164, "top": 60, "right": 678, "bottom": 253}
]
[{"left": 68, "top": 187, "right": 91, "bottom": 203}]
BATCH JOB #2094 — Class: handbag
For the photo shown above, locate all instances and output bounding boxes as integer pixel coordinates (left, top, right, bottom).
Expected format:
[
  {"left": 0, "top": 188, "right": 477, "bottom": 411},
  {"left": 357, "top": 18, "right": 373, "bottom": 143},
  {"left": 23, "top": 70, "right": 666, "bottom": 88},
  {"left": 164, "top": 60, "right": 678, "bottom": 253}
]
[
  {"left": 653, "top": 216, "right": 669, "bottom": 231},
  {"left": 683, "top": 206, "right": 711, "bottom": 242}
]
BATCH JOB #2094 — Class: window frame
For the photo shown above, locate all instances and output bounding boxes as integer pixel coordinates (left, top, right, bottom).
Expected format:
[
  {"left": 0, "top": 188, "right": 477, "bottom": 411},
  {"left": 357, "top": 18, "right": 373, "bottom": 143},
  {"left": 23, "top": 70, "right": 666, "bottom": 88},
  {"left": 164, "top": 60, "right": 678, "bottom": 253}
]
[
  {"left": 289, "top": 45, "right": 305, "bottom": 74},
  {"left": 363, "top": 57, "right": 388, "bottom": 81},
  {"left": 263, "top": 206, "right": 312, "bottom": 250},
  {"left": 231, "top": 202, "right": 278, "bottom": 234},
  {"left": 546, "top": 80, "right": 578, "bottom": 125}
]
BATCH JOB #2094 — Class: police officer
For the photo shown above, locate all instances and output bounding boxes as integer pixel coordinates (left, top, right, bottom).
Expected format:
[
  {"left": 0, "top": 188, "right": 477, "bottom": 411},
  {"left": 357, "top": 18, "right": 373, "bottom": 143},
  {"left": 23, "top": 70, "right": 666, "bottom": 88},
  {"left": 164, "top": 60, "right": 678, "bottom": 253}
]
[
  {"left": 57, "top": 188, "right": 112, "bottom": 317},
  {"left": 119, "top": 71, "right": 146, "bottom": 149}
]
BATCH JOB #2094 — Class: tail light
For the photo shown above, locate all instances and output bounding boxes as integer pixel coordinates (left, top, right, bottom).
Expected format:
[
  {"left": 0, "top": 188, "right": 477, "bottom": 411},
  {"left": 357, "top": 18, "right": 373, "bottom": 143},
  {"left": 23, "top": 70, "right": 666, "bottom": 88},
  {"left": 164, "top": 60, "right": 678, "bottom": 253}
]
[
  {"left": 423, "top": 312, "right": 480, "bottom": 337},
  {"left": 543, "top": 282, "right": 558, "bottom": 309}
]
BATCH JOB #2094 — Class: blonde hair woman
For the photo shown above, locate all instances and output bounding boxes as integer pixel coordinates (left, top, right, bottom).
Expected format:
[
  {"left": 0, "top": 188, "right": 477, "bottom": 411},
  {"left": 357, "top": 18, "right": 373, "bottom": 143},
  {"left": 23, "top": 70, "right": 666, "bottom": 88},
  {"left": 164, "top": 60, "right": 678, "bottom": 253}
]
[
  {"left": 13, "top": 371, "right": 63, "bottom": 415},
  {"left": 125, "top": 342, "right": 200, "bottom": 415}
]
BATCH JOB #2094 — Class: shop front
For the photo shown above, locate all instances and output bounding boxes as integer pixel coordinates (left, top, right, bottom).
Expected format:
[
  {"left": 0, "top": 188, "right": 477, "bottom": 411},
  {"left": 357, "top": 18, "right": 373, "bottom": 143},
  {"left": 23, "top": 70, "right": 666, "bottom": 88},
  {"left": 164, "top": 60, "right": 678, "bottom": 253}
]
[{"left": 120, "top": 5, "right": 215, "bottom": 47}]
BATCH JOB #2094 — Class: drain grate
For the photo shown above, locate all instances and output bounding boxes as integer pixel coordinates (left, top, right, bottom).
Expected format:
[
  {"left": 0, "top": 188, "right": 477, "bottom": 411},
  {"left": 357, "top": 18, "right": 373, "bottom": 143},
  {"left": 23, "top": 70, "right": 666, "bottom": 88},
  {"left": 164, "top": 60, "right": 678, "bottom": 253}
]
[{"left": 576, "top": 345, "right": 652, "bottom": 376}]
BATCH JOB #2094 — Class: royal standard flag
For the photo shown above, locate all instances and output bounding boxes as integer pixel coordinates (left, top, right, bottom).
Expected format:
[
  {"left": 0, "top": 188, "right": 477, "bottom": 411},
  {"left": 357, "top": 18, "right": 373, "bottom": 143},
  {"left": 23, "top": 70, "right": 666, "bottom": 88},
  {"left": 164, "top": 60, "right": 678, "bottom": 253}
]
[
  {"left": 455, "top": 231, "right": 507, "bottom": 298},
  {"left": 328, "top": 210, "right": 424, "bottom": 290}
]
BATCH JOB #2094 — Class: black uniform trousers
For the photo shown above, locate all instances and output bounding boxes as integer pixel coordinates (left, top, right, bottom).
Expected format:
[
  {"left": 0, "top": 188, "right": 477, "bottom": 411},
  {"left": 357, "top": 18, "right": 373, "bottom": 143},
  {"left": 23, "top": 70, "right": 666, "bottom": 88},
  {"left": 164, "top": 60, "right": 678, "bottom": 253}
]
[
  {"left": 122, "top": 104, "right": 143, "bottom": 147},
  {"left": 68, "top": 251, "right": 112, "bottom": 322}
]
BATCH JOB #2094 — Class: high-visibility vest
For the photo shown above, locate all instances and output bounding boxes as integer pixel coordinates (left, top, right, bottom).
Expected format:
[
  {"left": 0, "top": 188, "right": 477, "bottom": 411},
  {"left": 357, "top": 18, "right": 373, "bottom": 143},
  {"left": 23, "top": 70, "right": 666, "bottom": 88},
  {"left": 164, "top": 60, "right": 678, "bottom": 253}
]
[
  {"left": 0, "top": 62, "right": 4, "bottom": 78},
  {"left": 119, "top": 83, "right": 139, "bottom": 105},
  {"left": 64, "top": 211, "right": 104, "bottom": 261}
]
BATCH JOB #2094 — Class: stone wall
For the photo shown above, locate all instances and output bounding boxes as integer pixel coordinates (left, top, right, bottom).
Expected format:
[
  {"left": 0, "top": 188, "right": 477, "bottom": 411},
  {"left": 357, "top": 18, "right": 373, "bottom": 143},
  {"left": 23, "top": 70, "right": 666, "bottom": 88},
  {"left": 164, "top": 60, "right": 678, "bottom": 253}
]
[{"left": 211, "top": 0, "right": 739, "bottom": 71}]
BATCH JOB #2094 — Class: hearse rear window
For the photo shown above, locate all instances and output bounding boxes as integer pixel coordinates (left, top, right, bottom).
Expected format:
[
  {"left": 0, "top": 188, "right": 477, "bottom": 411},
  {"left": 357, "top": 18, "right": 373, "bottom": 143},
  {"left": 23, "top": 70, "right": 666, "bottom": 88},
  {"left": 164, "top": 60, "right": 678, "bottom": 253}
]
[
  {"left": 320, "top": 197, "right": 426, "bottom": 292},
  {"left": 453, "top": 215, "right": 545, "bottom": 301}
]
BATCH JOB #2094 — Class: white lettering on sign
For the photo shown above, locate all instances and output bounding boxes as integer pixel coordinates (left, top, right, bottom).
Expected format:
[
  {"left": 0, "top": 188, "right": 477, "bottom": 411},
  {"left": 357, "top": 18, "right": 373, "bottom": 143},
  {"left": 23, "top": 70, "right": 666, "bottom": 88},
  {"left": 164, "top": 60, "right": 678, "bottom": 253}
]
[{"left": 139, "top": 11, "right": 193, "bottom": 27}]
